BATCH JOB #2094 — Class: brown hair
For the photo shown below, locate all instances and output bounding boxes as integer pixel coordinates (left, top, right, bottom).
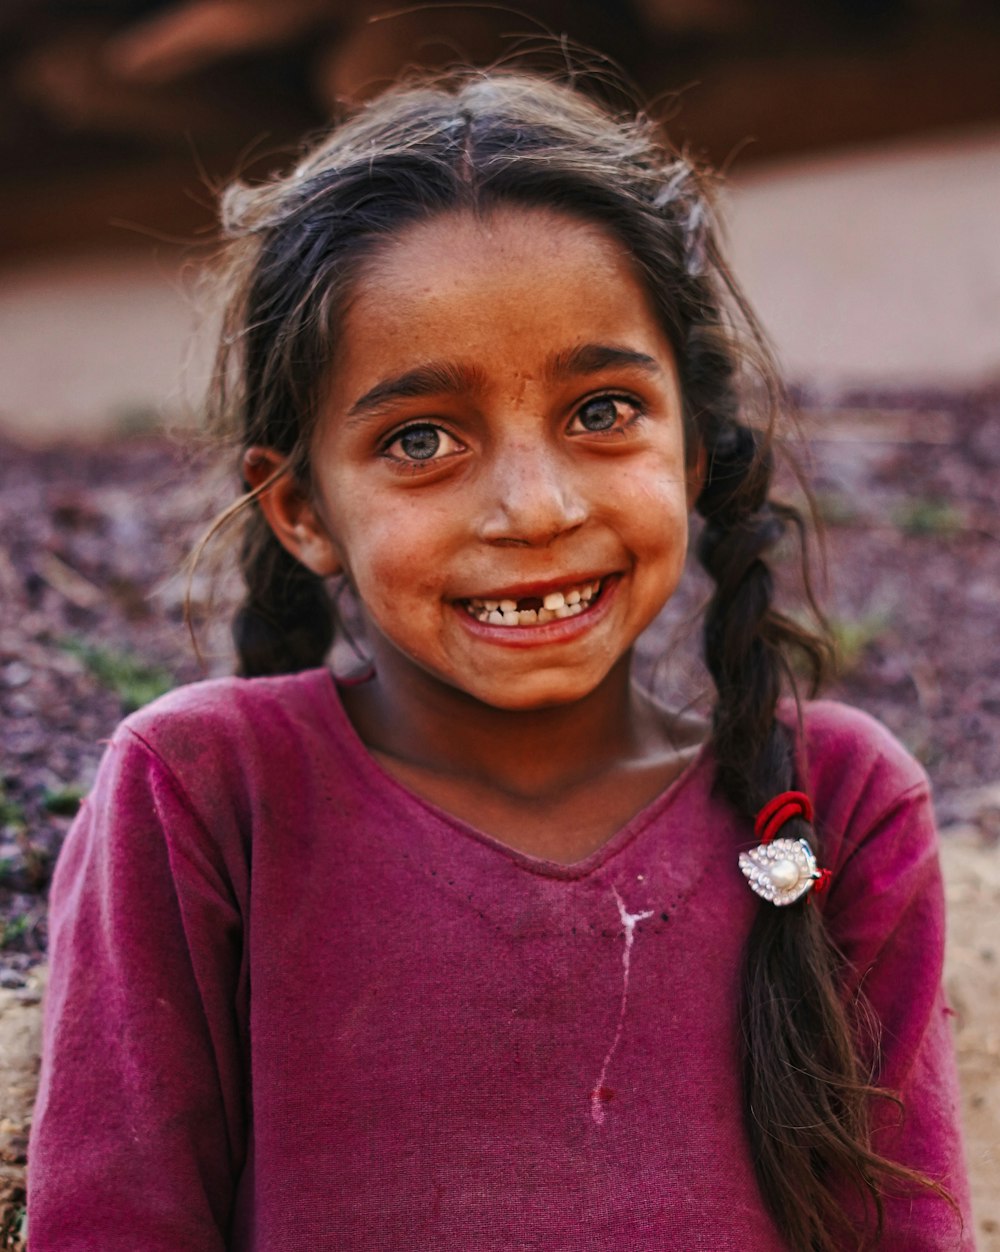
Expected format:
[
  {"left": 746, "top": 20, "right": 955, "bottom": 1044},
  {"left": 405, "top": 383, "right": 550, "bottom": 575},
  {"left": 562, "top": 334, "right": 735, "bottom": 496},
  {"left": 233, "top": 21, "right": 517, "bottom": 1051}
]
[{"left": 201, "top": 70, "right": 950, "bottom": 1249}]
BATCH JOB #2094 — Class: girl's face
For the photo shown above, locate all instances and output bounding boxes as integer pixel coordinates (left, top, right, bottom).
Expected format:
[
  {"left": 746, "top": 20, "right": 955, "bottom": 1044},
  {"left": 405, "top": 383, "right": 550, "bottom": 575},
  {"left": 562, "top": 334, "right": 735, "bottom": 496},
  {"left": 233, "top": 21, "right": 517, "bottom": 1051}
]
[{"left": 298, "top": 205, "right": 698, "bottom": 711}]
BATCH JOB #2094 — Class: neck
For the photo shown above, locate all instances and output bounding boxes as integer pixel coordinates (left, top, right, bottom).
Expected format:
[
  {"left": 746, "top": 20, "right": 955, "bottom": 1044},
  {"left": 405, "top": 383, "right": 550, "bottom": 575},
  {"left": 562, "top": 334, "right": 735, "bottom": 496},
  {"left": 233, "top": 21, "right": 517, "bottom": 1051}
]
[{"left": 341, "top": 649, "right": 645, "bottom": 803}]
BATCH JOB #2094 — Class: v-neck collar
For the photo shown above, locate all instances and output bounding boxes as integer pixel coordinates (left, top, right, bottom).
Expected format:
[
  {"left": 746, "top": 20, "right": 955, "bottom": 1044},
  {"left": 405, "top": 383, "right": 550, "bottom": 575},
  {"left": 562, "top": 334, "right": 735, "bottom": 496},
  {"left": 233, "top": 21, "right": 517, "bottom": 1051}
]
[{"left": 313, "top": 667, "right": 712, "bottom": 881}]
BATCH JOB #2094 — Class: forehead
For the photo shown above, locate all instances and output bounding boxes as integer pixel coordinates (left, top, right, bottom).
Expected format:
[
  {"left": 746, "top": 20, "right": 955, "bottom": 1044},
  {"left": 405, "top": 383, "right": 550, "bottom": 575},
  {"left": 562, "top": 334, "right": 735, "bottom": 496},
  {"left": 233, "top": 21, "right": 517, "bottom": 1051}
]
[
  {"left": 328, "top": 206, "right": 673, "bottom": 401},
  {"left": 360, "top": 204, "right": 640, "bottom": 291}
]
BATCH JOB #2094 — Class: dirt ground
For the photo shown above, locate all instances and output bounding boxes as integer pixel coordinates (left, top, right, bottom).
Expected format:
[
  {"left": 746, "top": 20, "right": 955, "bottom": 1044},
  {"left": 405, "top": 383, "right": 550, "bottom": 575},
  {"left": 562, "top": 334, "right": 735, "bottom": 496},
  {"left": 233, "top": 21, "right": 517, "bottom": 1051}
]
[{"left": 0, "top": 386, "right": 998, "bottom": 1247}]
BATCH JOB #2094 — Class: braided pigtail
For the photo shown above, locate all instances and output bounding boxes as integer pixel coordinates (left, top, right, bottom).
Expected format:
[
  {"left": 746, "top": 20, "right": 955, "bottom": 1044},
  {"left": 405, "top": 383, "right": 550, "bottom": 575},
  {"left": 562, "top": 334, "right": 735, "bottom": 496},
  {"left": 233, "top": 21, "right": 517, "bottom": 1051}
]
[{"left": 695, "top": 408, "right": 947, "bottom": 1249}]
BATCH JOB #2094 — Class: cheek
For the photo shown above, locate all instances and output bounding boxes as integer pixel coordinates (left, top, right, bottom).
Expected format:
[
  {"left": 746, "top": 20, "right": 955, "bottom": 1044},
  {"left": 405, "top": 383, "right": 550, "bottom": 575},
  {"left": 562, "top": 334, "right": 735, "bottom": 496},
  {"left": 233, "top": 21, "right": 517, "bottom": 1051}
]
[
  {"left": 613, "top": 474, "right": 691, "bottom": 609},
  {"left": 335, "top": 505, "right": 449, "bottom": 609},
  {"left": 611, "top": 461, "right": 691, "bottom": 545}
]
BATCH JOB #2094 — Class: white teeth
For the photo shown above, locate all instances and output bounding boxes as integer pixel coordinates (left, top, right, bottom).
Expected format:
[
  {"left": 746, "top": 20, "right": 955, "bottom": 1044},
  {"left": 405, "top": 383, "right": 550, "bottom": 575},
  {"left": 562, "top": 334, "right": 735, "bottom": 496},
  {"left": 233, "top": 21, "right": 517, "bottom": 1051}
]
[{"left": 465, "top": 577, "right": 604, "bottom": 626}]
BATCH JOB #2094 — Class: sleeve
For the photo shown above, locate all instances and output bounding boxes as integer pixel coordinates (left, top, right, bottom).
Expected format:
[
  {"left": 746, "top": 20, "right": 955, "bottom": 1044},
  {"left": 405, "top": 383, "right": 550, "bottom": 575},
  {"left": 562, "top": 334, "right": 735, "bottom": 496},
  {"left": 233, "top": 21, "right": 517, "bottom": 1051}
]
[
  {"left": 823, "top": 778, "right": 975, "bottom": 1251},
  {"left": 28, "top": 725, "right": 248, "bottom": 1251}
]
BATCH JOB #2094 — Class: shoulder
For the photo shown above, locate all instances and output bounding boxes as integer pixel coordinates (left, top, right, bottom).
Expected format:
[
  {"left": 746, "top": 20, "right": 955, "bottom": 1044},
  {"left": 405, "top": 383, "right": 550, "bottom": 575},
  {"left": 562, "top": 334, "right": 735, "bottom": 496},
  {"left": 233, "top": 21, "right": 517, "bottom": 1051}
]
[
  {"left": 106, "top": 668, "right": 345, "bottom": 819},
  {"left": 120, "top": 667, "right": 337, "bottom": 758},
  {"left": 789, "top": 698, "right": 928, "bottom": 796},
  {"left": 59, "top": 668, "right": 360, "bottom": 877},
  {"left": 784, "top": 699, "right": 936, "bottom": 880}
]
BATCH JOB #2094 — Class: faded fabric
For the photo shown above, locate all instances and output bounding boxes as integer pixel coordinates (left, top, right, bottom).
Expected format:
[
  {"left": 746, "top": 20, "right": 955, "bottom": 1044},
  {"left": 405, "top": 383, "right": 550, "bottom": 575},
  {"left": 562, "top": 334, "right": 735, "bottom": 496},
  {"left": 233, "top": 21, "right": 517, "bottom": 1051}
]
[{"left": 29, "top": 670, "right": 973, "bottom": 1250}]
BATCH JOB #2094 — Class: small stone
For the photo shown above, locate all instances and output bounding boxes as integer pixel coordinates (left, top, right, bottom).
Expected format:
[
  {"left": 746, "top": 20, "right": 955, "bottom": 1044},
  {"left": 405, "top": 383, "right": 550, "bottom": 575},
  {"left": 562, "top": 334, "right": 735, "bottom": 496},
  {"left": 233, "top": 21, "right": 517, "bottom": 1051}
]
[{"left": 2, "top": 662, "right": 32, "bottom": 689}]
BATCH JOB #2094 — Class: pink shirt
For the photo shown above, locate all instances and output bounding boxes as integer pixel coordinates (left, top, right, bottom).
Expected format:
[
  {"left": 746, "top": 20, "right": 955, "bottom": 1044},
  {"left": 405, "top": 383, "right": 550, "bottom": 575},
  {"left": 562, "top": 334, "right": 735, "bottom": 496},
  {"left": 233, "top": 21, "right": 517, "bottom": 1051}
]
[{"left": 29, "top": 670, "right": 973, "bottom": 1249}]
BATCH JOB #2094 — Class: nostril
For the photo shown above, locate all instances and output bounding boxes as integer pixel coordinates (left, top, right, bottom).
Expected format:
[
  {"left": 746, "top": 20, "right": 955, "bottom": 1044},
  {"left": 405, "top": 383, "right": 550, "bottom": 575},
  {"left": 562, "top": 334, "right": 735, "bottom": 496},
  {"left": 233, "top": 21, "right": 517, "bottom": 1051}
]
[{"left": 478, "top": 484, "right": 587, "bottom": 546}]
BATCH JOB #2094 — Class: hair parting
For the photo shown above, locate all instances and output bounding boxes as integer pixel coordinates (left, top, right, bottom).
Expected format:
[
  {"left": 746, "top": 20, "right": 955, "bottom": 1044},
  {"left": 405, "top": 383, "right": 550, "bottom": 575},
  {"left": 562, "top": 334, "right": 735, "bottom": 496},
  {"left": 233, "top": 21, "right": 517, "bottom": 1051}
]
[{"left": 190, "top": 66, "right": 956, "bottom": 1246}]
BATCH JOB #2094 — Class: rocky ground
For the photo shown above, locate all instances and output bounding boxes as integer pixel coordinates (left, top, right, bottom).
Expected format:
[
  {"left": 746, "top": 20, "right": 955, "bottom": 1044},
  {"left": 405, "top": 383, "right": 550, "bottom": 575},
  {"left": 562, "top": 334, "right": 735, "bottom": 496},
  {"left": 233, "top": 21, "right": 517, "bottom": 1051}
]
[{"left": 0, "top": 387, "right": 998, "bottom": 1248}]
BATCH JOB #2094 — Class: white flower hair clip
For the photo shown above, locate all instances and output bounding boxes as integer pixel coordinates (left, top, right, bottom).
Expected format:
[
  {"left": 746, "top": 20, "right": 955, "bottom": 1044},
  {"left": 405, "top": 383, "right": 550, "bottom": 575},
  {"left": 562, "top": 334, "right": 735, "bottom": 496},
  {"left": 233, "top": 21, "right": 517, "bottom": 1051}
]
[{"left": 739, "top": 791, "right": 832, "bottom": 907}]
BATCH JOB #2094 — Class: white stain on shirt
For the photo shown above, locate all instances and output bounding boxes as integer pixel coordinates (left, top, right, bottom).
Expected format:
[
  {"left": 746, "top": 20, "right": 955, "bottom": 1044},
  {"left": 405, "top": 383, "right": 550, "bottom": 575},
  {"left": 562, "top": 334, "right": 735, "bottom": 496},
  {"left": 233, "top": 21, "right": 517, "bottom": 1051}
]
[{"left": 590, "top": 886, "right": 654, "bottom": 1126}]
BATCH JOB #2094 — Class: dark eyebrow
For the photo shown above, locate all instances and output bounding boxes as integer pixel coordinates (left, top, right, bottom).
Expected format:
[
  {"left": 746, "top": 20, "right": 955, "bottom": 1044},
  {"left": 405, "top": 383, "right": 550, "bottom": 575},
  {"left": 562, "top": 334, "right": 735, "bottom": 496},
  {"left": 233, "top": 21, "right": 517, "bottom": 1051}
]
[
  {"left": 345, "top": 343, "right": 662, "bottom": 423},
  {"left": 548, "top": 343, "right": 663, "bottom": 379},
  {"left": 347, "top": 361, "right": 487, "bottom": 421}
]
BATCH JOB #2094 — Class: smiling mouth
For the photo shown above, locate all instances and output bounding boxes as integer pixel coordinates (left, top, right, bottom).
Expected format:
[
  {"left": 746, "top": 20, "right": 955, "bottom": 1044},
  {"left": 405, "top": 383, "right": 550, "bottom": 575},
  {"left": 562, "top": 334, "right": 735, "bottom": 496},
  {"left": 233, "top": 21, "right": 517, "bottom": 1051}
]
[{"left": 461, "top": 578, "right": 604, "bottom": 626}]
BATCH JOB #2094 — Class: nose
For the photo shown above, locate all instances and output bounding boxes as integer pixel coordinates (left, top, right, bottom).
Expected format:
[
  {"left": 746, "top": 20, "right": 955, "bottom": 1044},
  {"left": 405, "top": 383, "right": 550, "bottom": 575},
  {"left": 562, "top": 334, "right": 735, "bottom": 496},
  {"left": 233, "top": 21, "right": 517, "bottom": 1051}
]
[{"left": 476, "top": 440, "right": 588, "bottom": 546}]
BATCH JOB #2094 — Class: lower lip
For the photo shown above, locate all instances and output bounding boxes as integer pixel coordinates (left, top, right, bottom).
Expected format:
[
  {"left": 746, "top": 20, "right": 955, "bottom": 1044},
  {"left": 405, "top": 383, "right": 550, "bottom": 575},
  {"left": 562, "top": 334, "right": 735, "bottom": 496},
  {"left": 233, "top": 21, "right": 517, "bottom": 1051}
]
[{"left": 454, "top": 577, "right": 620, "bottom": 647}]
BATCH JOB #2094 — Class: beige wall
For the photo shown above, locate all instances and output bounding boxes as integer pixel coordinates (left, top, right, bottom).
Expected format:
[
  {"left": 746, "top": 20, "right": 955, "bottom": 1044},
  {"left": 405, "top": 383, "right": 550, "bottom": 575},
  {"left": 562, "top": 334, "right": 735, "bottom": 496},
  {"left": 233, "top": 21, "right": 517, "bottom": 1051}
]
[{"left": 2, "top": 126, "right": 999, "bottom": 442}]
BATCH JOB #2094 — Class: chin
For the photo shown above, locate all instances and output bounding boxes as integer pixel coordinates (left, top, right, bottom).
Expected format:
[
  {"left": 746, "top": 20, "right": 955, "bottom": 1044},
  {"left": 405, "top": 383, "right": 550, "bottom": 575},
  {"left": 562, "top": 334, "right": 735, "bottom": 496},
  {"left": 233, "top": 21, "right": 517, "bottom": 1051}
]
[{"left": 459, "top": 670, "right": 616, "bottom": 714}]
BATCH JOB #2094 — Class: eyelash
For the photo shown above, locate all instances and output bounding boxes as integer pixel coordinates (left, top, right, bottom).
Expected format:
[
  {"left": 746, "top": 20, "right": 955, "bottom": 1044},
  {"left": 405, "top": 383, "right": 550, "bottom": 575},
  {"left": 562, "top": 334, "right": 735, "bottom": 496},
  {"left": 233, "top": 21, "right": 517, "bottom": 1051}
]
[{"left": 379, "top": 392, "right": 645, "bottom": 468}]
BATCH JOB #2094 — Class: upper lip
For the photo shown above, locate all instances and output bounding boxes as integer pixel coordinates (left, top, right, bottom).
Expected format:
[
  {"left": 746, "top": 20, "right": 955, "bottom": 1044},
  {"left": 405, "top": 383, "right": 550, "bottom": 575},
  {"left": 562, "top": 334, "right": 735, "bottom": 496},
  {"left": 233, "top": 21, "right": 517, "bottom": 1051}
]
[{"left": 455, "top": 573, "right": 613, "bottom": 601}]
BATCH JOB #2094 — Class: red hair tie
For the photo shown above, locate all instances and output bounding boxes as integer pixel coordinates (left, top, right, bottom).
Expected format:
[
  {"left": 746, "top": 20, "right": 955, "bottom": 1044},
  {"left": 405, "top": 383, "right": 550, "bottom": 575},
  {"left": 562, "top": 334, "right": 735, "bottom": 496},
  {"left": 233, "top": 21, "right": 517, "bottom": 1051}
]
[
  {"left": 739, "top": 791, "right": 832, "bottom": 907},
  {"left": 754, "top": 790, "right": 814, "bottom": 844}
]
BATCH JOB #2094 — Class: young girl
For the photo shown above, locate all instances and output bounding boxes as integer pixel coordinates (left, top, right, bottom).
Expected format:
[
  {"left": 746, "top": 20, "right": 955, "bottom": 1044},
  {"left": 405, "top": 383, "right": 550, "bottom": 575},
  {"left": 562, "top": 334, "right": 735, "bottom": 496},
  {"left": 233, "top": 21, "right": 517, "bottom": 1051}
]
[{"left": 29, "top": 71, "right": 972, "bottom": 1250}]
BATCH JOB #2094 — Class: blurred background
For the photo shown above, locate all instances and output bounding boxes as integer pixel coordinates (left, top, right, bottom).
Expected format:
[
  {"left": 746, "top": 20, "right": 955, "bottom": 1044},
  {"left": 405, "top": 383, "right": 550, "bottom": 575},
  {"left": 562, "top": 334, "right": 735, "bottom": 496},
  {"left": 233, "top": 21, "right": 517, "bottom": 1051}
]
[
  {"left": 3, "top": 0, "right": 1000, "bottom": 435},
  {"left": 1, "top": 0, "right": 999, "bottom": 434},
  {"left": 1, "top": 3, "right": 999, "bottom": 1248}
]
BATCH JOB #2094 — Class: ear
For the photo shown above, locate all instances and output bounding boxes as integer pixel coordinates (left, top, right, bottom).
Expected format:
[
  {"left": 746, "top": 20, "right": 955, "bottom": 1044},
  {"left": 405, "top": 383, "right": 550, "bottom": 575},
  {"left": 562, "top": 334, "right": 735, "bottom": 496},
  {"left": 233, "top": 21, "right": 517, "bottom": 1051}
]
[
  {"left": 243, "top": 447, "right": 342, "bottom": 578},
  {"left": 685, "top": 439, "right": 707, "bottom": 508}
]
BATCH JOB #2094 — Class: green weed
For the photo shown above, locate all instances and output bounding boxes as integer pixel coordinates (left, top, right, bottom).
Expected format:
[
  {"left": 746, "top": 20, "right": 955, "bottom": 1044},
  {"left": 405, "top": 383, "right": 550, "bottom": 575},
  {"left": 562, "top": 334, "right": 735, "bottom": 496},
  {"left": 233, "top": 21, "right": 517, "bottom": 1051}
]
[
  {"left": 1, "top": 915, "right": 29, "bottom": 947},
  {"left": 829, "top": 611, "right": 891, "bottom": 675},
  {"left": 892, "top": 497, "right": 963, "bottom": 538},
  {"left": 61, "top": 639, "right": 173, "bottom": 712},
  {"left": 0, "top": 784, "right": 25, "bottom": 831},
  {"left": 42, "top": 785, "right": 88, "bottom": 817},
  {"left": 0, "top": 1196, "right": 27, "bottom": 1251}
]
